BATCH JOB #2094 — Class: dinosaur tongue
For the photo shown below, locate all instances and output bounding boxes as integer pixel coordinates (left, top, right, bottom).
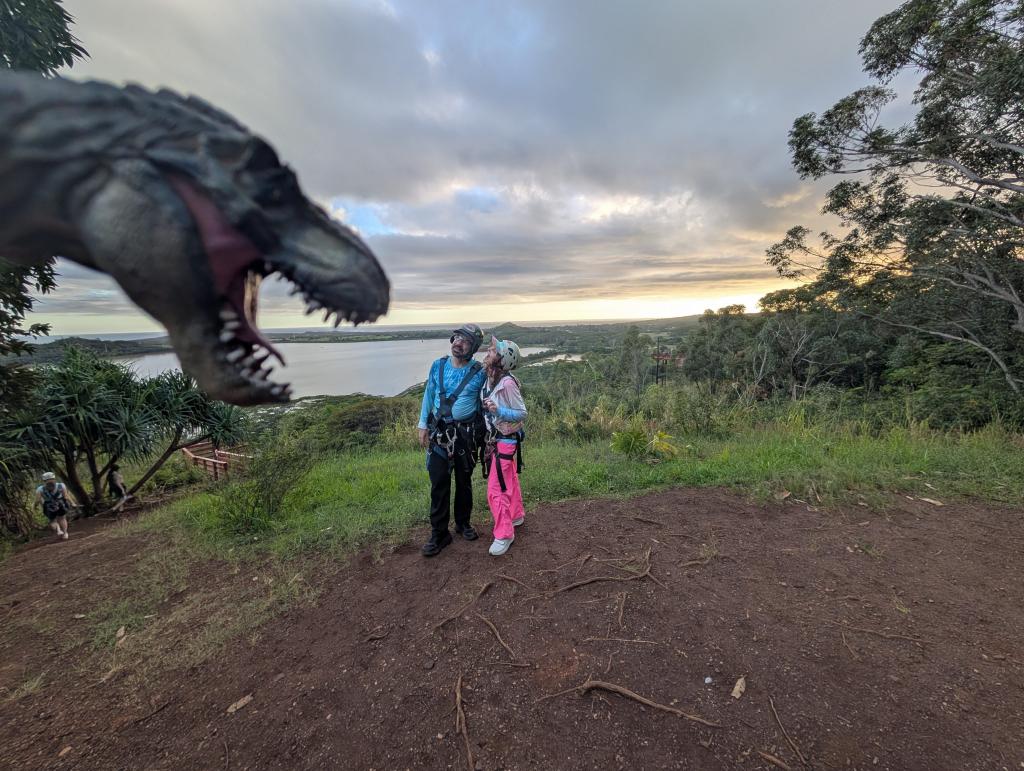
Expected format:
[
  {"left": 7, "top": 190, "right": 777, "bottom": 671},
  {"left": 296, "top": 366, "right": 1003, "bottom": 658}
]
[{"left": 167, "top": 175, "right": 283, "bottom": 364}]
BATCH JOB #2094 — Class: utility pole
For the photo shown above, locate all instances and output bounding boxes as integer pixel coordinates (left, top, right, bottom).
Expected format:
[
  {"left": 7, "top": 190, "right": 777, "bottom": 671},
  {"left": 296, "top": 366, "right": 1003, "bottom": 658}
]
[{"left": 652, "top": 335, "right": 663, "bottom": 386}]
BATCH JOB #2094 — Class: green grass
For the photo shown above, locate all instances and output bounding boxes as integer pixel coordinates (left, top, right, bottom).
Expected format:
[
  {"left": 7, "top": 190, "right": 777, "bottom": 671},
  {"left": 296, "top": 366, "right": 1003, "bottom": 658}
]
[
  {"left": 6, "top": 414, "right": 1020, "bottom": 692},
  {"left": 138, "top": 419, "right": 1024, "bottom": 557},
  {"left": 5, "top": 672, "right": 45, "bottom": 702}
]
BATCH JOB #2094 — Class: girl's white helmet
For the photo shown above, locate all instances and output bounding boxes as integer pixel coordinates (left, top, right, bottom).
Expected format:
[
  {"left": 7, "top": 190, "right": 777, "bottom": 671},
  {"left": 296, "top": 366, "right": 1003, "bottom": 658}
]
[{"left": 496, "top": 339, "right": 521, "bottom": 371}]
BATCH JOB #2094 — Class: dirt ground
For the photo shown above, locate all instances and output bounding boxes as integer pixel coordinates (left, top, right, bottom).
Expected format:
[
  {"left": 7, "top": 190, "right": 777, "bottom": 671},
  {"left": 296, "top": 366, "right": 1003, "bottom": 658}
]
[{"left": 1, "top": 487, "right": 1022, "bottom": 770}]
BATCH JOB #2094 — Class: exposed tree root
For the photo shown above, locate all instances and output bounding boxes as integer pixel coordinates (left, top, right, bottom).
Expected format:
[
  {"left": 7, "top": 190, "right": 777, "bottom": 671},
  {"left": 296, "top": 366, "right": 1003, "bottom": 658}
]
[
  {"left": 537, "top": 553, "right": 591, "bottom": 575},
  {"left": 552, "top": 547, "right": 666, "bottom": 593},
  {"left": 769, "top": 695, "right": 807, "bottom": 766},
  {"left": 364, "top": 627, "right": 390, "bottom": 642},
  {"left": 454, "top": 674, "right": 473, "bottom": 771},
  {"left": 495, "top": 573, "right": 533, "bottom": 591},
  {"left": 539, "top": 679, "right": 721, "bottom": 728},
  {"left": 476, "top": 612, "right": 517, "bottom": 660},
  {"left": 430, "top": 582, "right": 493, "bottom": 635}
]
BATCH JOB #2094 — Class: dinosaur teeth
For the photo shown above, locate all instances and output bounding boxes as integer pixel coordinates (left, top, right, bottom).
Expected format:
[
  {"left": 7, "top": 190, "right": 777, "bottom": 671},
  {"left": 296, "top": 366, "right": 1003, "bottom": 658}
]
[
  {"left": 225, "top": 348, "right": 245, "bottom": 363},
  {"left": 219, "top": 308, "right": 239, "bottom": 322},
  {"left": 219, "top": 330, "right": 234, "bottom": 344},
  {"left": 224, "top": 319, "right": 242, "bottom": 331}
]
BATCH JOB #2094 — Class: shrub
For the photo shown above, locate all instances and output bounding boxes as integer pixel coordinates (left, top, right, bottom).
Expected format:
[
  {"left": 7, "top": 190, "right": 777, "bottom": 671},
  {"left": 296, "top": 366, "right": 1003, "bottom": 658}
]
[
  {"left": 610, "top": 418, "right": 680, "bottom": 460},
  {"left": 212, "top": 438, "right": 311, "bottom": 537}
]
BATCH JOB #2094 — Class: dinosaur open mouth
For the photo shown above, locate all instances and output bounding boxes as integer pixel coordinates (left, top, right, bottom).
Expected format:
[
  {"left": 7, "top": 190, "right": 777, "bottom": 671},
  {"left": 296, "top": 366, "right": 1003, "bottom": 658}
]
[{"left": 168, "top": 175, "right": 365, "bottom": 402}]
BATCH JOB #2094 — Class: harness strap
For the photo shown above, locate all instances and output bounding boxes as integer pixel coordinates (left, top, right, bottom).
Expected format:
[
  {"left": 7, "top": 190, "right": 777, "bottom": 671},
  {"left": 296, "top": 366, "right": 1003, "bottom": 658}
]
[
  {"left": 436, "top": 356, "right": 482, "bottom": 420},
  {"left": 491, "top": 448, "right": 520, "bottom": 493}
]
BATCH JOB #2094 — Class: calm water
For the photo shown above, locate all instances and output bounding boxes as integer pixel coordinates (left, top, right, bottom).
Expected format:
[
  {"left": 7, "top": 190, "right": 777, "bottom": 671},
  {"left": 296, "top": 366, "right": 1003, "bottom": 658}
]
[{"left": 119, "top": 340, "right": 548, "bottom": 398}]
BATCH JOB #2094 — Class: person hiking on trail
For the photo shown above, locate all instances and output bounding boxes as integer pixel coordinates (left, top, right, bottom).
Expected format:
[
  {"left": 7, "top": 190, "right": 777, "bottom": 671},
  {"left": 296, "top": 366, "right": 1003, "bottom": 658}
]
[
  {"left": 481, "top": 336, "right": 527, "bottom": 556},
  {"left": 35, "top": 472, "right": 77, "bottom": 541},
  {"left": 417, "top": 323, "right": 487, "bottom": 557},
  {"left": 108, "top": 464, "right": 128, "bottom": 500}
]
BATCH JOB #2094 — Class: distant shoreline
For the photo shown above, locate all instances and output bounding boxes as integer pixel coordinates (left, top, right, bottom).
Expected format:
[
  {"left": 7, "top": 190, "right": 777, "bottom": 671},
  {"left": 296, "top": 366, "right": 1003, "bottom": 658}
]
[
  {"left": 9, "top": 315, "right": 709, "bottom": 366},
  {"left": 23, "top": 314, "right": 714, "bottom": 344}
]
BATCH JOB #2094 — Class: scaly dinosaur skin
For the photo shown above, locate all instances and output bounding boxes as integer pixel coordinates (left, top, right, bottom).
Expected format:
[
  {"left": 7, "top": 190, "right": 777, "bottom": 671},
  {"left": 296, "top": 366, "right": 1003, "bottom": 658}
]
[{"left": 0, "top": 72, "right": 390, "bottom": 405}]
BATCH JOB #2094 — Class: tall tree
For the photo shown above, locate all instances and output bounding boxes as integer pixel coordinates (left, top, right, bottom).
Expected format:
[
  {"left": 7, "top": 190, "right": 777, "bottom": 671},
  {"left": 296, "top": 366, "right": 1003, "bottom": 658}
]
[
  {"left": 0, "top": 0, "right": 87, "bottom": 74},
  {"left": 2, "top": 350, "right": 248, "bottom": 516},
  {"left": 0, "top": 0, "right": 88, "bottom": 376},
  {"left": 768, "top": 0, "right": 1024, "bottom": 392},
  {"left": 0, "top": 0, "right": 87, "bottom": 534}
]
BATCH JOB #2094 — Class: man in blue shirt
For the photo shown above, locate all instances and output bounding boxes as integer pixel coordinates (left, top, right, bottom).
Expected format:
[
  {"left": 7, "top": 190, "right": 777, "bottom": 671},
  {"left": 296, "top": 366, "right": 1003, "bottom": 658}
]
[{"left": 417, "top": 323, "right": 487, "bottom": 557}]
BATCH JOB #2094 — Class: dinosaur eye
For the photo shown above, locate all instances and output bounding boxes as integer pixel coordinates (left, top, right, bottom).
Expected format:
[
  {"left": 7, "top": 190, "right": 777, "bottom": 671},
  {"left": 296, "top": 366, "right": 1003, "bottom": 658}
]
[{"left": 255, "top": 169, "right": 300, "bottom": 206}]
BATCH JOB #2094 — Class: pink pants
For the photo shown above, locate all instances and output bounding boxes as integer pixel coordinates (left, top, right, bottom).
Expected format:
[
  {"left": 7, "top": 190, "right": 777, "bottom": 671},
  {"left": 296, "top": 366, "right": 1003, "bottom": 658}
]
[{"left": 487, "top": 440, "right": 524, "bottom": 540}]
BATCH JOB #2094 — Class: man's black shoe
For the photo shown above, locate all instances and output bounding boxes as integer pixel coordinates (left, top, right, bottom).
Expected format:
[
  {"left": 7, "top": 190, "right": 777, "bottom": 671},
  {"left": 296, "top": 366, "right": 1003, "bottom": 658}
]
[
  {"left": 455, "top": 524, "right": 479, "bottom": 541},
  {"left": 421, "top": 531, "right": 453, "bottom": 557}
]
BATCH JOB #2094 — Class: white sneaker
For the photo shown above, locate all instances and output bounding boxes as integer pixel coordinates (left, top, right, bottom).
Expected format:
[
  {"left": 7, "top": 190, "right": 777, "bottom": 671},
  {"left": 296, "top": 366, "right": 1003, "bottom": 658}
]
[
  {"left": 60, "top": 531, "right": 68, "bottom": 540},
  {"left": 512, "top": 517, "right": 525, "bottom": 527},
  {"left": 489, "top": 538, "right": 513, "bottom": 556}
]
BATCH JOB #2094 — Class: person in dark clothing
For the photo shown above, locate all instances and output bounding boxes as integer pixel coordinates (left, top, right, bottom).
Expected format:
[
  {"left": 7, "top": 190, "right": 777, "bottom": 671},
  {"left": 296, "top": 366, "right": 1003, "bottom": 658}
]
[{"left": 416, "top": 323, "right": 487, "bottom": 557}]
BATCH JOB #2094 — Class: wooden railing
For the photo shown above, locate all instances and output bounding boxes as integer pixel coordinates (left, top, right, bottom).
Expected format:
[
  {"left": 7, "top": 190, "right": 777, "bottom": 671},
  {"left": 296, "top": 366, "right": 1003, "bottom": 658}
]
[{"left": 180, "top": 441, "right": 252, "bottom": 480}]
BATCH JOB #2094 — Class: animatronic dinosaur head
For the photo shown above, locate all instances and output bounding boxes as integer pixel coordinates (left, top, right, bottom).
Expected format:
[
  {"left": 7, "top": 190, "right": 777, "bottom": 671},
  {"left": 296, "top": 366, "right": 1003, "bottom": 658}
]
[{"left": 0, "top": 73, "right": 390, "bottom": 404}]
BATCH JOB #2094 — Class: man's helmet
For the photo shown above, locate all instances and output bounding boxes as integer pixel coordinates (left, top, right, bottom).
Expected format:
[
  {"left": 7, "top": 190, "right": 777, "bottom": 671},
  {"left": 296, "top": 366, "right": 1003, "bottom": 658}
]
[
  {"left": 496, "top": 339, "right": 521, "bottom": 371},
  {"left": 451, "top": 323, "right": 484, "bottom": 355}
]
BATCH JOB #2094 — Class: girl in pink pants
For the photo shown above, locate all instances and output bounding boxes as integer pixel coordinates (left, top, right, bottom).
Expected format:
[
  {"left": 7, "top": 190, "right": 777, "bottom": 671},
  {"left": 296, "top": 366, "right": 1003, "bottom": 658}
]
[{"left": 481, "top": 337, "right": 527, "bottom": 556}]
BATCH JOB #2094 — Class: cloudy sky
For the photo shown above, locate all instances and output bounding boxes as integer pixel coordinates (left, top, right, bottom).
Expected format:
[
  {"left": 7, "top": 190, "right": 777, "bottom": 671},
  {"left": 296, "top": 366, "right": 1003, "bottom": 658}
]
[{"left": 40, "top": 0, "right": 904, "bottom": 333}]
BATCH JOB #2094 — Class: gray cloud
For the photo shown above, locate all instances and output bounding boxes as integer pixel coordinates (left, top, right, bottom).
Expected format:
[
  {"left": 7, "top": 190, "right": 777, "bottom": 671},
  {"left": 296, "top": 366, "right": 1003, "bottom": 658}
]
[{"left": 47, "top": 0, "right": 903, "bottom": 326}]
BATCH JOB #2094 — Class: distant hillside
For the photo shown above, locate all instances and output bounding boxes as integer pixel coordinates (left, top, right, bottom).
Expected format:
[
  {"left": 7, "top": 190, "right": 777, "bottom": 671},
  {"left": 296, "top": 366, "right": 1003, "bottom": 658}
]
[
  {"left": 8, "top": 314, "right": 740, "bottom": 364},
  {"left": 3, "top": 336, "right": 174, "bottom": 365}
]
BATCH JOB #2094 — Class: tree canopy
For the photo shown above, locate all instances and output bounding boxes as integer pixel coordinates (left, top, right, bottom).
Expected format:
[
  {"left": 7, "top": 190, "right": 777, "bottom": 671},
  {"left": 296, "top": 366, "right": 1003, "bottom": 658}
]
[
  {"left": 0, "top": 0, "right": 86, "bottom": 74},
  {"left": 768, "top": 0, "right": 1024, "bottom": 392}
]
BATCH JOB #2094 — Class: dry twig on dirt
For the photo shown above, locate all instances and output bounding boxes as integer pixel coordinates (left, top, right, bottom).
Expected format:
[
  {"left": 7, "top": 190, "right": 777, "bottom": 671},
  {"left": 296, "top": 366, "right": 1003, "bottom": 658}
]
[
  {"left": 769, "top": 696, "right": 807, "bottom": 766},
  {"left": 554, "top": 548, "right": 666, "bottom": 593},
  {"left": 123, "top": 700, "right": 171, "bottom": 729},
  {"left": 475, "top": 613, "right": 517, "bottom": 660},
  {"left": 364, "top": 627, "right": 390, "bottom": 642},
  {"left": 429, "top": 582, "right": 493, "bottom": 635},
  {"left": 538, "top": 679, "right": 720, "bottom": 727},
  {"left": 830, "top": 621, "right": 927, "bottom": 645},
  {"left": 757, "top": 750, "right": 793, "bottom": 770},
  {"left": 582, "top": 637, "right": 661, "bottom": 645},
  {"left": 486, "top": 661, "right": 532, "bottom": 668},
  {"left": 578, "top": 680, "right": 720, "bottom": 727},
  {"left": 454, "top": 674, "right": 473, "bottom": 771},
  {"left": 537, "top": 553, "right": 591, "bottom": 575},
  {"left": 495, "top": 573, "right": 533, "bottom": 591},
  {"left": 631, "top": 516, "right": 665, "bottom": 527},
  {"left": 841, "top": 631, "right": 859, "bottom": 661},
  {"left": 616, "top": 592, "right": 626, "bottom": 629}
]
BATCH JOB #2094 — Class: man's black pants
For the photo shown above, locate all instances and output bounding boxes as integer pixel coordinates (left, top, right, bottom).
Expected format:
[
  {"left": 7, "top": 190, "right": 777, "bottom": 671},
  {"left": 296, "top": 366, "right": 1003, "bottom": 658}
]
[{"left": 427, "top": 442, "right": 474, "bottom": 537}]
